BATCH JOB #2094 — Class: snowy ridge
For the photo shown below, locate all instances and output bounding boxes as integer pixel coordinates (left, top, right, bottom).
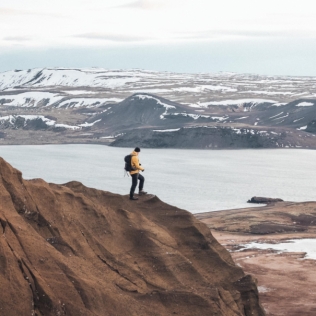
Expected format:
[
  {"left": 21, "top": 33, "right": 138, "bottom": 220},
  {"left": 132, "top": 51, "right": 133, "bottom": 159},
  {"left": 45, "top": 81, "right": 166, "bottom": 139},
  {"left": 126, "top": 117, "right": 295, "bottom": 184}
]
[
  {"left": 57, "top": 98, "right": 122, "bottom": 108},
  {"left": 172, "top": 85, "right": 237, "bottom": 93},
  {"left": 0, "top": 91, "right": 122, "bottom": 108},
  {"left": 1, "top": 68, "right": 316, "bottom": 150},
  {"left": 0, "top": 115, "right": 101, "bottom": 130},
  {"left": 0, "top": 92, "right": 64, "bottom": 107},
  {"left": 0, "top": 115, "right": 55, "bottom": 126},
  {"left": 135, "top": 94, "right": 176, "bottom": 110},
  {"left": 1, "top": 68, "right": 316, "bottom": 103},
  {"left": 168, "top": 112, "right": 228, "bottom": 122},
  {"left": 190, "top": 98, "right": 278, "bottom": 108},
  {"left": 0, "top": 68, "right": 144, "bottom": 90},
  {"left": 133, "top": 94, "right": 176, "bottom": 119}
]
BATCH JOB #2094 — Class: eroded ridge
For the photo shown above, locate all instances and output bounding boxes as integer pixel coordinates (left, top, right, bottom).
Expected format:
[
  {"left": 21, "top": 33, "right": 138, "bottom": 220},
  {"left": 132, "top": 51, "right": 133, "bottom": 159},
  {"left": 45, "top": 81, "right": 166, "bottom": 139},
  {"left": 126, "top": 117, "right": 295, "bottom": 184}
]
[{"left": 0, "top": 157, "right": 265, "bottom": 316}]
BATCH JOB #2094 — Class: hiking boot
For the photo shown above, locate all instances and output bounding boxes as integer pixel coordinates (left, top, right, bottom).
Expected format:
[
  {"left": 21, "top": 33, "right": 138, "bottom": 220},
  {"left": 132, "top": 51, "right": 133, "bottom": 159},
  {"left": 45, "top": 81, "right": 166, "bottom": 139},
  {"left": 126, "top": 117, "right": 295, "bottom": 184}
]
[
  {"left": 138, "top": 190, "right": 147, "bottom": 196},
  {"left": 130, "top": 196, "right": 138, "bottom": 200}
]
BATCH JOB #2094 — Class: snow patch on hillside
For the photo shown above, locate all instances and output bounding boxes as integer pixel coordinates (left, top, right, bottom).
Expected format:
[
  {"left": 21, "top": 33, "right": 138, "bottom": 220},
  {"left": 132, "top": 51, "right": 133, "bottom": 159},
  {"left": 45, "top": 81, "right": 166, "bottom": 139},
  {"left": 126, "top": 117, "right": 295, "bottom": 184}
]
[
  {"left": 173, "top": 85, "right": 237, "bottom": 93},
  {"left": 0, "top": 92, "right": 123, "bottom": 108},
  {"left": 240, "top": 90, "right": 293, "bottom": 96},
  {"left": 0, "top": 114, "right": 96, "bottom": 130},
  {"left": 296, "top": 102, "right": 314, "bottom": 107},
  {"left": 135, "top": 94, "right": 175, "bottom": 109},
  {"left": 0, "top": 68, "right": 141, "bottom": 90},
  {"left": 78, "top": 120, "right": 101, "bottom": 127},
  {"left": 57, "top": 98, "right": 121, "bottom": 108},
  {"left": 235, "top": 116, "right": 249, "bottom": 120},
  {"left": 0, "top": 115, "right": 55, "bottom": 125},
  {"left": 0, "top": 92, "right": 64, "bottom": 107},
  {"left": 134, "top": 94, "right": 176, "bottom": 119},
  {"left": 269, "top": 112, "right": 284, "bottom": 119},
  {"left": 190, "top": 98, "right": 277, "bottom": 108},
  {"left": 62, "top": 90, "right": 98, "bottom": 95},
  {"left": 153, "top": 128, "right": 180, "bottom": 132},
  {"left": 55, "top": 124, "right": 80, "bottom": 130}
]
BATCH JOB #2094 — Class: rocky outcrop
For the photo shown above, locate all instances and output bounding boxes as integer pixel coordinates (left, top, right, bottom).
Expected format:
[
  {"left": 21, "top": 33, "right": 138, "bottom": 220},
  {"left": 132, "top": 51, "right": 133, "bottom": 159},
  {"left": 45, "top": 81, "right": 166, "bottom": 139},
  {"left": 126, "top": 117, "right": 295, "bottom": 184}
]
[
  {"left": 195, "top": 202, "right": 316, "bottom": 315},
  {"left": 306, "top": 120, "right": 316, "bottom": 133},
  {"left": 195, "top": 201, "right": 316, "bottom": 235},
  {"left": 0, "top": 158, "right": 265, "bottom": 316},
  {"left": 247, "top": 197, "right": 284, "bottom": 204}
]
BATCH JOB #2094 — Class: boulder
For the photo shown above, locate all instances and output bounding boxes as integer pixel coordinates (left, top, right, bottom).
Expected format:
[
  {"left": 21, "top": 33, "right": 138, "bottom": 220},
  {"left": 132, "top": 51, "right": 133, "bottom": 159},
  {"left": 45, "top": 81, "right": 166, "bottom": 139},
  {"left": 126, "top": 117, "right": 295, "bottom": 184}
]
[{"left": 248, "top": 196, "right": 284, "bottom": 204}]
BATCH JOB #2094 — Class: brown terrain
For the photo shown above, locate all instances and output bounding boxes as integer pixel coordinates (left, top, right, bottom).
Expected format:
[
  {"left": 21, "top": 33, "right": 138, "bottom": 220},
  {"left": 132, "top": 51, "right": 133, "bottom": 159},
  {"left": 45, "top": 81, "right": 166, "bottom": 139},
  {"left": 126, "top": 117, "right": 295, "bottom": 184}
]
[
  {"left": 0, "top": 157, "right": 265, "bottom": 316},
  {"left": 196, "top": 201, "right": 316, "bottom": 316}
]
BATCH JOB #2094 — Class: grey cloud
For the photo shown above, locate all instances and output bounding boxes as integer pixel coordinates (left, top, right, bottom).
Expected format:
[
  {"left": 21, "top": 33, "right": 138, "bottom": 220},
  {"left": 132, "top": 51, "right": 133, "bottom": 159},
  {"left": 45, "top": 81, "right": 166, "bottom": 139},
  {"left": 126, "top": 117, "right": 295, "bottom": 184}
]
[
  {"left": 72, "top": 29, "right": 310, "bottom": 46},
  {"left": 0, "top": 7, "right": 62, "bottom": 17},
  {"left": 174, "top": 29, "right": 315, "bottom": 41},
  {"left": 73, "top": 32, "right": 152, "bottom": 42},
  {"left": 113, "top": 0, "right": 166, "bottom": 10},
  {"left": 4, "top": 36, "right": 31, "bottom": 42},
  {"left": 0, "top": 7, "right": 23, "bottom": 15},
  {"left": 117, "top": 0, "right": 143, "bottom": 8}
]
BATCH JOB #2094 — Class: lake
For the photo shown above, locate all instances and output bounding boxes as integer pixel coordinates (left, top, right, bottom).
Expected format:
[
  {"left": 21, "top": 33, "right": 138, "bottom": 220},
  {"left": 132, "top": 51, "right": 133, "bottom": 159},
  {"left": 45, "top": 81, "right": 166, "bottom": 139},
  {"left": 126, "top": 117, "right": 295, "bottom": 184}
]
[{"left": 0, "top": 145, "right": 315, "bottom": 214}]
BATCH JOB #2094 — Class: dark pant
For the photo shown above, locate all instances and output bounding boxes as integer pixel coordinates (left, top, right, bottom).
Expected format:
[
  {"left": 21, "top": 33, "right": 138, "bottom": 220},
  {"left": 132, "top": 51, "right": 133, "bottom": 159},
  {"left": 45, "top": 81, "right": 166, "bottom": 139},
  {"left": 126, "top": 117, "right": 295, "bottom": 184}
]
[{"left": 130, "top": 173, "right": 144, "bottom": 198}]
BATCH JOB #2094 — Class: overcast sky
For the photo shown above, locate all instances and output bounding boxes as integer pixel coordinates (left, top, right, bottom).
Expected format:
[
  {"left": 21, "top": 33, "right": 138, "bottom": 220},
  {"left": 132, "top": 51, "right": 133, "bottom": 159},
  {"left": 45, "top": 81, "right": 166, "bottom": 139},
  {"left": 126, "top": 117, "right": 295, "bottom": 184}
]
[{"left": 1, "top": 0, "right": 316, "bottom": 75}]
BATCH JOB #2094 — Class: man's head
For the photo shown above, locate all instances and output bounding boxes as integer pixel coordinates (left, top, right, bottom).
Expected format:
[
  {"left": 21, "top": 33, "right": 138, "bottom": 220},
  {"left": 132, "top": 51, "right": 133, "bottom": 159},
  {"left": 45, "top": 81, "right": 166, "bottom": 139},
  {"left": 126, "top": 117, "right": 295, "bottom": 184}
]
[{"left": 134, "top": 147, "right": 141, "bottom": 154}]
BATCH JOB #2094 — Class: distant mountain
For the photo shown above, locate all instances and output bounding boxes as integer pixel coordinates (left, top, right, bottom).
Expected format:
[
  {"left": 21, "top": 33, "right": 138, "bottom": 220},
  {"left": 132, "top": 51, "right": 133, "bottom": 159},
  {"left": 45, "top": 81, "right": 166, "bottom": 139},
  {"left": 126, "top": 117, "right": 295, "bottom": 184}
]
[
  {"left": 0, "top": 90, "right": 122, "bottom": 108},
  {"left": 0, "top": 68, "right": 149, "bottom": 90},
  {"left": 0, "top": 67, "right": 316, "bottom": 148},
  {"left": 85, "top": 93, "right": 195, "bottom": 132}
]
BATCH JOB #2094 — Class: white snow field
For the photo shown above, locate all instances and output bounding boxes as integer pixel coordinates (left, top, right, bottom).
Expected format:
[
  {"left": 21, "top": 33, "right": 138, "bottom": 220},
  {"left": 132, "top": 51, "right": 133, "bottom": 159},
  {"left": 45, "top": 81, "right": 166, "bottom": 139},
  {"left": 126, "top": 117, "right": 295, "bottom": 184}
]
[
  {"left": 1, "top": 68, "right": 316, "bottom": 110},
  {"left": 0, "top": 92, "right": 64, "bottom": 107}
]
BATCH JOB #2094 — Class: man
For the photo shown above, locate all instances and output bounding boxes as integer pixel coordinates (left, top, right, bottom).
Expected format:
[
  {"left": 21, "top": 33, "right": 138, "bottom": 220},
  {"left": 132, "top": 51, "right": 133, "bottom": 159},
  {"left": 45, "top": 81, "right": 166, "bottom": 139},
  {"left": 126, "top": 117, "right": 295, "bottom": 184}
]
[{"left": 129, "top": 147, "right": 147, "bottom": 200}]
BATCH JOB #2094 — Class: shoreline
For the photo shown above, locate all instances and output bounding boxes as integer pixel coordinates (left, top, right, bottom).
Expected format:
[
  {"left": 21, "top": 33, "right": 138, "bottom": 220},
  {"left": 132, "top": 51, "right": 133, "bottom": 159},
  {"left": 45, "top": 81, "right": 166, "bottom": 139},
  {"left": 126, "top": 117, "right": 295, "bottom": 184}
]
[
  {"left": 196, "top": 201, "right": 316, "bottom": 315},
  {"left": 1, "top": 138, "right": 316, "bottom": 151}
]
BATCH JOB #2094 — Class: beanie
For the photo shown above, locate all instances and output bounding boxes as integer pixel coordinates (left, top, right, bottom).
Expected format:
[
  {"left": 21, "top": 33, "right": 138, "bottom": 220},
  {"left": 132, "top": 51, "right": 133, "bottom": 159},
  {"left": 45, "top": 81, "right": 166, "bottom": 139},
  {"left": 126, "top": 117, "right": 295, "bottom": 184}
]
[{"left": 134, "top": 147, "right": 141, "bottom": 152}]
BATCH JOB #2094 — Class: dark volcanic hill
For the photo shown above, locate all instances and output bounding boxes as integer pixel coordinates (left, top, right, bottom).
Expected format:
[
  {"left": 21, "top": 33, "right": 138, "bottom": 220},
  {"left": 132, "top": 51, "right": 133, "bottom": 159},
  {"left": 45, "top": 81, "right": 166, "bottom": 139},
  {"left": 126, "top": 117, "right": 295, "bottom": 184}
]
[
  {"left": 0, "top": 90, "right": 316, "bottom": 148},
  {"left": 86, "top": 93, "right": 193, "bottom": 132},
  {"left": 0, "top": 158, "right": 265, "bottom": 316},
  {"left": 108, "top": 96, "right": 316, "bottom": 149}
]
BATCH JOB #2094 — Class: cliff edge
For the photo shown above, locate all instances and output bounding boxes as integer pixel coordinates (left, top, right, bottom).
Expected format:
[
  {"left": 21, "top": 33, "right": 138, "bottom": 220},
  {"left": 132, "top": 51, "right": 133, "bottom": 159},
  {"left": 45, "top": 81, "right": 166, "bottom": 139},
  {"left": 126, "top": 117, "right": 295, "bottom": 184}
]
[{"left": 0, "top": 158, "right": 265, "bottom": 316}]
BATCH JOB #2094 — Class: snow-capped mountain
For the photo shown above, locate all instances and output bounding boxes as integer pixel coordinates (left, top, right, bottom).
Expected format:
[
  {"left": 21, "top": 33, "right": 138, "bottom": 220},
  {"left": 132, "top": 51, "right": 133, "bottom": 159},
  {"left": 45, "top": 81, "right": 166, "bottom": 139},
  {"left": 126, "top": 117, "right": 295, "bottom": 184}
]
[
  {"left": 2, "top": 67, "right": 316, "bottom": 106},
  {"left": 0, "top": 91, "right": 122, "bottom": 108},
  {"left": 0, "top": 67, "right": 316, "bottom": 149},
  {"left": 0, "top": 68, "right": 150, "bottom": 90}
]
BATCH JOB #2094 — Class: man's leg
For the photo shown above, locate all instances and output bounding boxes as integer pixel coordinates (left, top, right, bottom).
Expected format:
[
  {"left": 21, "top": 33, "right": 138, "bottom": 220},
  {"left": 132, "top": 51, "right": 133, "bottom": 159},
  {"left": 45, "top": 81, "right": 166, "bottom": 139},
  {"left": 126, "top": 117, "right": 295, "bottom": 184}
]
[
  {"left": 138, "top": 174, "right": 146, "bottom": 194},
  {"left": 130, "top": 173, "right": 139, "bottom": 199}
]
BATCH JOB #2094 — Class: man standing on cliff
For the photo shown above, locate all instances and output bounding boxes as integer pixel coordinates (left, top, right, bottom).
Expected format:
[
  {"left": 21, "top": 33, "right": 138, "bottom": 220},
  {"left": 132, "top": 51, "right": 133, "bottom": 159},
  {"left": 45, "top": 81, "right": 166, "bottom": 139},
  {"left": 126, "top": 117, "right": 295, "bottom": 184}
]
[{"left": 130, "top": 147, "right": 147, "bottom": 200}]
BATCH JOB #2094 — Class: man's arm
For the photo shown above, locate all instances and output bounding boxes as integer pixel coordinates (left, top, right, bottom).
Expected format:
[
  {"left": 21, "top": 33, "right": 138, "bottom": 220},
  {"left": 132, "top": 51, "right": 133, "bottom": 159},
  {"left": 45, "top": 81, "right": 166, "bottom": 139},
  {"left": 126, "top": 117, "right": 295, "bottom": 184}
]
[{"left": 131, "top": 156, "right": 144, "bottom": 171}]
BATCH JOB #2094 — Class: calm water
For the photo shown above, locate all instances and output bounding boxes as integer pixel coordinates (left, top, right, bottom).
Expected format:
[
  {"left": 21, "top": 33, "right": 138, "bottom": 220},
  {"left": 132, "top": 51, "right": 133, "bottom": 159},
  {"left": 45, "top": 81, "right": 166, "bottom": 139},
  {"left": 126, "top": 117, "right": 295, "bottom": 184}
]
[
  {"left": 0, "top": 145, "right": 315, "bottom": 214},
  {"left": 240, "top": 239, "right": 316, "bottom": 260}
]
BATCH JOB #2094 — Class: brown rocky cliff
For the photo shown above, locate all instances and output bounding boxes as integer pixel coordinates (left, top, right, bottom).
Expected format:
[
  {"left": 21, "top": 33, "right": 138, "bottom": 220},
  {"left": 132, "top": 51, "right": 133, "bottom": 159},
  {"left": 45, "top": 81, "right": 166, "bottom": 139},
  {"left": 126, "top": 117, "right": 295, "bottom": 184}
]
[{"left": 0, "top": 157, "right": 265, "bottom": 316}]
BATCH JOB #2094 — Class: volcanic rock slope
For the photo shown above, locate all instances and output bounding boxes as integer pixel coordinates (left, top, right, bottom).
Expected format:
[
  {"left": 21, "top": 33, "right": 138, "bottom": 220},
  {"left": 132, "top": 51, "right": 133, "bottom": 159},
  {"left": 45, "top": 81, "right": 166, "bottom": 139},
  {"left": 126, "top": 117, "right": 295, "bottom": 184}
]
[{"left": 0, "top": 158, "right": 265, "bottom": 316}]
